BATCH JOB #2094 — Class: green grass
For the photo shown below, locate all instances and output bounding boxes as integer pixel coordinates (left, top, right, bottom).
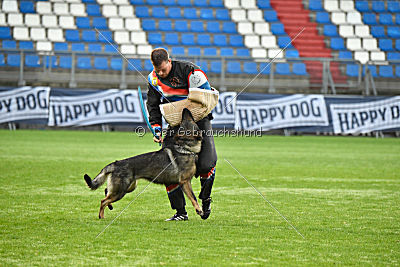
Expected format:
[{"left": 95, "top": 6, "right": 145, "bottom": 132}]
[{"left": 0, "top": 129, "right": 399, "bottom": 265}]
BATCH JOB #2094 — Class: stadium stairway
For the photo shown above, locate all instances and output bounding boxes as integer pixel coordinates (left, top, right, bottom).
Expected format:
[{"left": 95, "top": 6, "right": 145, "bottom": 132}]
[{"left": 269, "top": 0, "right": 347, "bottom": 85}]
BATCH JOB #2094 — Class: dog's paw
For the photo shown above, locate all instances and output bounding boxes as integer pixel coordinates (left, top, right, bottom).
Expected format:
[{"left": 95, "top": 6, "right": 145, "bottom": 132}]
[{"left": 196, "top": 209, "right": 204, "bottom": 216}]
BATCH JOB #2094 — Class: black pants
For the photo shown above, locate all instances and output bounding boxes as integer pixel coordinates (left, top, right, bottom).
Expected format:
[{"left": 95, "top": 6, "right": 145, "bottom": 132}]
[{"left": 163, "top": 115, "right": 217, "bottom": 212}]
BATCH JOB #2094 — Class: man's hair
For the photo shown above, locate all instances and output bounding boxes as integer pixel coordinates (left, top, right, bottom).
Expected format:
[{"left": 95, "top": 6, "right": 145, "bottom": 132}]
[{"left": 151, "top": 48, "right": 169, "bottom": 67}]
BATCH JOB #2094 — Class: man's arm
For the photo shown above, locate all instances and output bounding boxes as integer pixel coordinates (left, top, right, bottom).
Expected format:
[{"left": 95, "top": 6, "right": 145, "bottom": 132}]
[{"left": 146, "top": 83, "right": 162, "bottom": 134}]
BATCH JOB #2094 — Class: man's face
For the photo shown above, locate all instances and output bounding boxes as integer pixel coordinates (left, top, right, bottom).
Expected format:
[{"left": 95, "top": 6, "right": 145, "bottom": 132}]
[{"left": 154, "top": 59, "right": 172, "bottom": 79}]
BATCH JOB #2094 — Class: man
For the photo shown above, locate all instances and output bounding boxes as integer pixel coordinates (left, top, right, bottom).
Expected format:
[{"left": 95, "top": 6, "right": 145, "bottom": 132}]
[{"left": 146, "top": 48, "right": 217, "bottom": 221}]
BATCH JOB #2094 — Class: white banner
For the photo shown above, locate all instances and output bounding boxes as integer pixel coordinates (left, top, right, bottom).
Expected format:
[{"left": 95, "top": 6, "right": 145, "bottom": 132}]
[
  {"left": 0, "top": 86, "right": 50, "bottom": 123},
  {"left": 330, "top": 96, "right": 400, "bottom": 134},
  {"left": 235, "top": 94, "right": 329, "bottom": 130},
  {"left": 48, "top": 89, "right": 143, "bottom": 126},
  {"left": 212, "top": 92, "right": 236, "bottom": 124}
]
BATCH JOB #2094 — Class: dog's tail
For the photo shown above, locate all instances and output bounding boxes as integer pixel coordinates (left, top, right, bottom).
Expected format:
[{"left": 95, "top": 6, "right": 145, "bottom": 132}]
[{"left": 84, "top": 164, "right": 114, "bottom": 190}]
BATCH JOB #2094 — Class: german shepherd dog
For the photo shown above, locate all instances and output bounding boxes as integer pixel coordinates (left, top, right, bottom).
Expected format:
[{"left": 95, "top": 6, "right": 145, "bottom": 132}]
[{"left": 84, "top": 109, "right": 203, "bottom": 219}]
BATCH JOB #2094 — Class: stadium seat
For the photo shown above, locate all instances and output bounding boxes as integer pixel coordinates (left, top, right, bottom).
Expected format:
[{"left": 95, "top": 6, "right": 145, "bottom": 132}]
[
  {"left": 200, "top": 9, "right": 214, "bottom": 20},
  {"left": 148, "top": 0, "right": 161, "bottom": 5},
  {"left": 25, "top": 14, "right": 40, "bottom": 27},
  {"left": 379, "top": 65, "right": 394, "bottom": 77},
  {"left": 184, "top": 8, "right": 197, "bottom": 19},
  {"left": 277, "top": 36, "right": 293, "bottom": 48},
  {"left": 286, "top": 50, "right": 299, "bottom": 58},
  {"left": 271, "top": 23, "right": 285, "bottom": 35},
  {"left": 20, "top": 1, "right": 35, "bottom": 13},
  {"left": 229, "top": 35, "right": 244, "bottom": 47},
  {"left": 110, "top": 57, "right": 122, "bottom": 70},
  {"left": 142, "top": 19, "right": 156, "bottom": 31},
  {"left": 76, "top": 17, "right": 90, "bottom": 29},
  {"left": 387, "top": 52, "right": 400, "bottom": 60},
  {"left": 135, "top": 6, "right": 149, "bottom": 17},
  {"left": 220, "top": 47, "right": 234, "bottom": 57},
  {"left": 210, "top": 61, "right": 222, "bottom": 73},
  {"left": 254, "top": 22, "right": 269, "bottom": 35},
  {"left": 293, "top": 63, "right": 307, "bottom": 75},
  {"left": 346, "top": 64, "right": 359, "bottom": 77},
  {"left": 309, "top": 0, "right": 323, "bottom": 11},
  {"left": 363, "top": 13, "right": 377, "bottom": 25},
  {"left": 396, "top": 40, "right": 400, "bottom": 50},
  {"left": 178, "top": 0, "right": 191, "bottom": 6},
  {"left": 226, "top": 61, "right": 241, "bottom": 74},
  {"left": 159, "top": 20, "right": 173, "bottom": 31},
  {"left": 59, "top": 56, "right": 72, "bottom": 69},
  {"left": 19, "top": 41, "right": 33, "bottom": 50},
  {"left": 276, "top": 63, "right": 290, "bottom": 75},
  {"left": 197, "top": 34, "right": 211, "bottom": 46},
  {"left": 243, "top": 62, "right": 258, "bottom": 74},
  {"left": 88, "top": 43, "right": 102, "bottom": 52},
  {"left": 207, "top": 21, "right": 220, "bottom": 33},
  {"left": 71, "top": 43, "right": 85, "bottom": 52},
  {"left": 144, "top": 59, "right": 154, "bottom": 71},
  {"left": 86, "top": 4, "right": 101, "bottom": 16},
  {"left": 36, "top": 2, "right": 51, "bottom": 15},
  {"left": 171, "top": 46, "right": 185, "bottom": 55},
  {"left": 340, "top": 25, "right": 354, "bottom": 37},
  {"left": 94, "top": 57, "right": 108, "bottom": 70},
  {"left": 379, "top": 13, "right": 394, "bottom": 25},
  {"left": 316, "top": 12, "right": 330, "bottom": 23},
  {"left": 237, "top": 48, "right": 250, "bottom": 57},
  {"left": 168, "top": 7, "right": 182, "bottom": 18},
  {"left": 175, "top": 20, "right": 189, "bottom": 32},
  {"left": 77, "top": 57, "right": 92, "bottom": 69},
  {"left": 148, "top": 33, "right": 162, "bottom": 44},
  {"left": 355, "top": 1, "right": 369, "bottom": 12},
  {"left": 153, "top": 7, "right": 166, "bottom": 18},
  {"left": 210, "top": 0, "right": 224, "bottom": 7},
  {"left": 204, "top": 47, "right": 217, "bottom": 56},
  {"left": 372, "top": 1, "right": 385, "bottom": 13},
  {"left": 395, "top": 65, "right": 400, "bottom": 77},
  {"left": 54, "top": 42, "right": 68, "bottom": 51},
  {"left": 194, "top": 0, "right": 207, "bottom": 7},
  {"left": 263, "top": 10, "right": 278, "bottom": 22},
  {"left": 196, "top": 60, "right": 208, "bottom": 72},
  {"left": 8, "top": 13, "right": 24, "bottom": 27},
  {"left": 338, "top": 51, "right": 352, "bottom": 59},
  {"left": 331, "top": 37, "right": 345, "bottom": 50},
  {"left": 44, "top": 55, "right": 57, "bottom": 69},
  {"left": 252, "top": 48, "right": 267, "bottom": 58},
  {"left": 13, "top": 27, "right": 29, "bottom": 41},
  {"left": 2, "top": 40, "right": 16, "bottom": 49},
  {"left": 324, "top": 25, "right": 338, "bottom": 37},
  {"left": 0, "top": 27, "right": 12, "bottom": 39},
  {"left": 355, "top": 25, "right": 370, "bottom": 38},
  {"left": 364, "top": 65, "right": 377, "bottom": 77},
  {"left": 92, "top": 17, "right": 107, "bottom": 29},
  {"left": 388, "top": 27, "right": 400, "bottom": 38},
  {"left": 59, "top": 16, "right": 75, "bottom": 29},
  {"left": 379, "top": 39, "right": 394, "bottom": 51},
  {"left": 191, "top": 21, "right": 204, "bottom": 32},
  {"left": 238, "top": 22, "right": 253, "bottom": 35},
  {"left": 222, "top": 22, "right": 236, "bottom": 33},
  {"left": 388, "top": 1, "right": 400, "bottom": 13},
  {"left": 188, "top": 47, "right": 201, "bottom": 56},
  {"left": 7, "top": 54, "right": 20, "bottom": 67},
  {"left": 82, "top": 30, "right": 97, "bottom": 42},
  {"left": 257, "top": 0, "right": 271, "bottom": 9},
  {"left": 215, "top": 9, "right": 230, "bottom": 20},
  {"left": 371, "top": 26, "right": 385, "bottom": 38},
  {"left": 0, "top": 54, "right": 5, "bottom": 67},
  {"left": 109, "top": 18, "right": 124, "bottom": 31},
  {"left": 181, "top": 33, "right": 195, "bottom": 45},
  {"left": 65, "top": 30, "right": 80, "bottom": 42},
  {"left": 25, "top": 54, "right": 40, "bottom": 67},
  {"left": 214, "top": 34, "right": 227, "bottom": 46},
  {"left": 259, "top": 62, "right": 271, "bottom": 74},
  {"left": 130, "top": 0, "right": 145, "bottom": 4},
  {"left": 165, "top": 33, "right": 179, "bottom": 45},
  {"left": 363, "top": 38, "right": 378, "bottom": 50}
]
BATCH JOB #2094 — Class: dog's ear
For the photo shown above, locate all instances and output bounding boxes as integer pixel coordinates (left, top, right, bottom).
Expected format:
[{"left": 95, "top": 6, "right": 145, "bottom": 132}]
[{"left": 182, "top": 108, "right": 195, "bottom": 122}]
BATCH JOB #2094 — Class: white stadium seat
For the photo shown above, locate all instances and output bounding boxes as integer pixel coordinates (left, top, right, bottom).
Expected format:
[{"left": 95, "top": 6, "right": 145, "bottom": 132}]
[
  {"left": 355, "top": 25, "right": 370, "bottom": 37},
  {"left": 131, "top": 31, "right": 147, "bottom": 44},
  {"left": 370, "top": 51, "right": 385, "bottom": 61},
  {"left": 114, "top": 0, "right": 129, "bottom": 4},
  {"left": 30, "top": 28, "right": 47, "bottom": 41},
  {"left": 354, "top": 51, "right": 369, "bottom": 64},
  {"left": 119, "top": 5, "right": 134, "bottom": 18},
  {"left": 7, "top": 13, "right": 24, "bottom": 26},
  {"left": 339, "top": 25, "right": 354, "bottom": 37},
  {"left": 66, "top": 0, "right": 81, "bottom": 2},
  {"left": 363, "top": 38, "right": 377, "bottom": 50},
  {"left": 324, "top": 0, "right": 339, "bottom": 11},
  {"left": 244, "top": 35, "right": 260, "bottom": 48},
  {"left": 247, "top": 9, "right": 263, "bottom": 22},
  {"left": 13, "top": 27, "right": 30, "bottom": 41},
  {"left": 42, "top": 15, "right": 58, "bottom": 28},
  {"left": 70, "top": 3, "right": 86, "bottom": 16},
  {"left": 340, "top": 0, "right": 354, "bottom": 11},
  {"left": 36, "top": 2, "right": 52, "bottom": 15},
  {"left": 25, "top": 14, "right": 41, "bottom": 27},
  {"left": 231, "top": 9, "right": 247, "bottom": 22},
  {"left": 331, "top": 12, "right": 346, "bottom": 24},
  {"left": 241, "top": 0, "right": 256, "bottom": 9},
  {"left": 238, "top": 22, "right": 253, "bottom": 35},
  {"left": 37, "top": 41, "right": 52, "bottom": 52},
  {"left": 137, "top": 44, "right": 152, "bottom": 55},
  {"left": 347, "top": 38, "right": 362, "bottom": 51},
  {"left": 268, "top": 48, "right": 284, "bottom": 59},
  {"left": 121, "top": 44, "right": 136, "bottom": 55},
  {"left": 125, "top": 18, "right": 140, "bottom": 31},
  {"left": 114, "top": 31, "right": 130, "bottom": 44},
  {"left": 225, "top": 0, "right": 240, "bottom": 9},
  {"left": 2, "top": 0, "right": 18, "bottom": 13},
  {"left": 103, "top": 5, "right": 118, "bottom": 17},
  {"left": 251, "top": 48, "right": 267, "bottom": 58},
  {"left": 48, "top": 28, "right": 64, "bottom": 42},
  {"left": 59, "top": 16, "right": 76, "bottom": 29},
  {"left": 53, "top": 3, "right": 69, "bottom": 16},
  {"left": 0, "top": 13, "right": 6, "bottom": 26},
  {"left": 254, "top": 22, "right": 270, "bottom": 35},
  {"left": 109, "top": 17, "right": 124, "bottom": 30},
  {"left": 97, "top": 0, "right": 113, "bottom": 4},
  {"left": 261, "top": 35, "right": 277, "bottom": 48},
  {"left": 347, "top": 12, "right": 362, "bottom": 24}
]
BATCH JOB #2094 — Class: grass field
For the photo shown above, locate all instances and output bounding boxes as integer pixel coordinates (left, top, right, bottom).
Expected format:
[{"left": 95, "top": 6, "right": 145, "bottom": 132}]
[{"left": 0, "top": 129, "right": 399, "bottom": 265}]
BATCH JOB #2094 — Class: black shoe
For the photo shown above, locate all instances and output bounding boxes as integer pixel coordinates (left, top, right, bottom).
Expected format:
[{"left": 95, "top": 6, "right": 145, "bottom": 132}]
[
  {"left": 165, "top": 213, "right": 188, "bottom": 221},
  {"left": 201, "top": 198, "right": 212, "bottom": 220}
]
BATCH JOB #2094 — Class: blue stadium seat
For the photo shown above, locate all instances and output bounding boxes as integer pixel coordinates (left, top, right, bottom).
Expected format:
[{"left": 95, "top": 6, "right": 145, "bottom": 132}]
[
  {"left": 324, "top": 25, "right": 338, "bottom": 37},
  {"left": 159, "top": 20, "right": 173, "bottom": 31},
  {"left": 94, "top": 57, "right": 108, "bottom": 70},
  {"left": 363, "top": 13, "right": 377, "bottom": 25},
  {"left": 2, "top": 40, "right": 16, "bottom": 49},
  {"left": 92, "top": 17, "right": 107, "bottom": 29},
  {"left": 194, "top": 0, "right": 207, "bottom": 7},
  {"left": 222, "top": 22, "right": 236, "bottom": 33},
  {"left": 71, "top": 43, "right": 85, "bottom": 52},
  {"left": 338, "top": 51, "right": 352, "bottom": 59},
  {"left": 184, "top": 8, "right": 197, "bottom": 19},
  {"left": 181, "top": 33, "right": 195, "bottom": 45},
  {"left": 309, "top": 0, "right": 323, "bottom": 11},
  {"left": 98, "top": 30, "right": 112, "bottom": 43},
  {"left": 165, "top": 33, "right": 179, "bottom": 45},
  {"left": 135, "top": 6, "right": 149, "bottom": 17},
  {"left": 148, "top": 33, "right": 162, "bottom": 44},
  {"left": 129, "top": 59, "right": 143, "bottom": 71},
  {"left": 204, "top": 47, "right": 217, "bottom": 56},
  {"left": 214, "top": 34, "right": 227, "bottom": 46},
  {"left": 82, "top": 0, "right": 97, "bottom": 2},
  {"left": 7, "top": 54, "right": 20, "bottom": 67},
  {"left": 379, "top": 13, "right": 394, "bottom": 25},
  {"left": 104, "top": 44, "right": 115, "bottom": 53},
  {"left": 19, "top": 41, "right": 33, "bottom": 50},
  {"left": 387, "top": 52, "right": 400, "bottom": 60},
  {"left": 379, "top": 38, "right": 394, "bottom": 51},
  {"left": 227, "top": 61, "right": 241, "bottom": 74},
  {"left": 20, "top": 1, "right": 35, "bottom": 13},
  {"left": 215, "top": 9, "right": 230, "bottom": 20},
  {"left": 200, "top": 9, "right": 214, "bottom": 20},
  {"left": 355, "top": 1, "right": 369, "bottom": 12},
  {"left": 207, "top": 21, "right": 220, "bottom": 33},
  {"left": 88, "top": 43, "right": 102, "bottom": 52},
  {"left": 82, "top": 30, "right": 97, "bottom": 42},
  {"left": 0, "top": 54, "right": 5, "bottom": 66},
  {"left": 188, "top": 47, "right": 201, "bottom": 56},
  {"left": 388, "top": 1, "right": 400, "bottom": 13},
  {"left": 76, "top": 17, "right": 91, "bottom": 29},
  {"left": 293, "top": 63, "right": 308, "bottom": 75},
  {"left": 264, "top": 10, "right": 278, "bottom": 22},
  {"left": 379, "top": 65, "right": 394, "bottom": 77},
  {"left": 372, "top": 1, "right": 386, "bottom": 13},
  {"left": 257, "top": 0, "right": 271, "bottom": 9},
  {"left": 316, "top": 12, "right": 330, "bottom": 24},
  {"left": 130, "top": 0, "right": 145, "bottom": 4},
  {"left": 77, "top": 57, "right": 92, "bottom": 69},
  {"left": 0, "top": 27, "right": 12, "bottom": 39},
  {"left": 346, "top": 64, "right": 359, "bottom": 77},
  {"left": 142, "top": 19, "right": 156, "bottom": 31},
  {"left": 162, "top": 0, "right": 175, "bottom": 4},
  {"left": 277, "top": 36, "right": 293, "bottom": 48},
  {"left": 191, "top": 21, "right": 204, "bottom": 32},
  {"left": 230, "top": 35, "right": 243, "bottom": 47},
  {"left": 177, "top": 0, "right": 191, "bottom": 6},
  {"left": 86, "top": 4, "right": 101, "bottom": 16},
  {"left": 65, "top": 30, "right": 80, "bottom": 42},
  {"left": 148, "top": 0, "right": 161, "bottom": 4},
  {"left": 171, "top": 46, "right": 185, "bottom": 55},
  {"left": 144, "top": 59, "right": 154, "bottom": 71},
  {"left": 197, "top": 34, "right": 211, "bottom": 46},
  {"left": 364, "top": 65, "right": 377, "bottom": 77},
  {"left": 388, "top": 27, "right": 400, "bottom": 38},
  {"left": 331, "top": 37, "right": 345, "bottom": 50},
  {"left": 260, "top": 62, "right": 271, "bottom": 74},
  {"left": 395, "top": 66, "right": 400, "bottom": 77},
  {"left": 25, "top": 54, "right": 40, "bottom": 67},
  {"left": 243, "top": 62, "right": 258, "bottom": 74},
  {"left": 220, "top": 47, "right": 234, "bottom": 57},
  {"left": 395, "top": 39, "right": 400, "bottom": 50},
  {"left": 54, "top": 42, "right": 68, "bottom": 51},
  {"left": 396, "top": 14, "right": 400, "bottom": 25},
  {"left": 196, "top": 60, "right": 208, "bottom": 72},
  {"left": 153, "top": 7, "right": 166, "bottom": 18},
  {"left": 236, "top": 48, "right": 250, "bottom": 57},
  {"left": 371, "top": 26, "right": 385, "bottom": 38},
  {"left": 210, "top": 0, "right": 223, "bottom": 7},
  {"left": 168, "top": 7, "right": 182, "bottom": 18},
  {"left": 175, "top": 20, "right": 188, "bottom": 31},
  {"left": 59, "top": 56, "right": 72, "bottom": 69},
  {"left": 286, "top": 49, "right": 299, "bottom": 58},
  {"left": 271, "top": 23, "right": 286, "bottom": 35},
  {"left": 44, "top": 56, "right": 57, "bottom": 68},
  {"left": 110, "top": 58, "right": 122, "bottom": 70},
  {"left": 276, "top": 63, "right": 290, "bottom": 75},
  {"left": 210, "top": 61, "right": 222, "bottom": 73}
]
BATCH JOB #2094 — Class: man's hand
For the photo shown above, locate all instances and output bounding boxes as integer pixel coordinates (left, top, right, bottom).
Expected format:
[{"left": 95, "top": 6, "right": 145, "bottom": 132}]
[{"left": 153, "top": 133, "right": 163, "bottom": 143}]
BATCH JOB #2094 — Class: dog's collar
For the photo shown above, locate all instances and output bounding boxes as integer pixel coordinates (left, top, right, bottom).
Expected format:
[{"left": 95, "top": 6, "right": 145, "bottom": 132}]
[{"left": 174, "top": 145, "right": 196, "bottom": 155}]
